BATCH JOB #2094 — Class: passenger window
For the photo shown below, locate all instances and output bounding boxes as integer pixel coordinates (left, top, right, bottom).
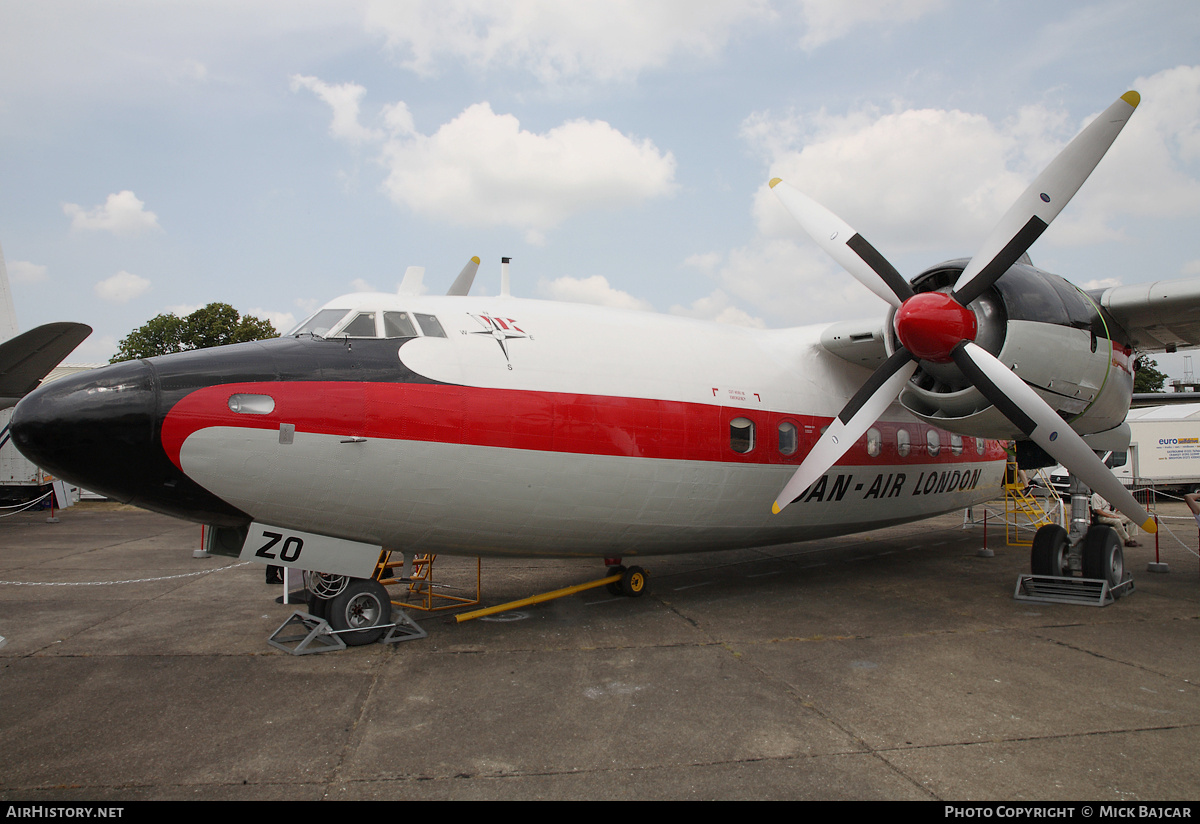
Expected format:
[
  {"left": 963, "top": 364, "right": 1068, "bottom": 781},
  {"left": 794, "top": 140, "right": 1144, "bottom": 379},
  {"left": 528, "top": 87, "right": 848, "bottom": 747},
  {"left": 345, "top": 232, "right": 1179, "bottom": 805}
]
[
  {"left": 415, "top": 313, "right": 447, "bottom": 338},
  {"left": 897, "top": 429, "right": 910, "bottom": 457},
  {"left": 777, "top": 422, "right": 798, "bottom": 456},
  {"left": 383, "top": 312, "right": 418, "bottom": 338},
  {"left": 341, "top": 312, "right": 377, "bottom": 337},
  {"left": 730, "top": 417, "right": 755, "bottom": 454},
  {"left": 867, "top": 428, "right": 882, "bottom": 458},
  {"left": 927, "top": 429, "right": 941, "bottom": 457},
  {"left": 976, "top": 438, "right": 985, "bottom": 455},
  {"left": 950, "top": 434, "right": 963, "bottom": 456}
]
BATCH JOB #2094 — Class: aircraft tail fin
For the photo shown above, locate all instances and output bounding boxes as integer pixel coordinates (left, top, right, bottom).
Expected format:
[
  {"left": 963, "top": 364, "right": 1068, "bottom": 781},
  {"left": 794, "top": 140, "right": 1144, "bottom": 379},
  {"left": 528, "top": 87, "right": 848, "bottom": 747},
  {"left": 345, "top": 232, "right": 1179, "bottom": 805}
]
[
  {"left": 446, "top": 256, "right": 481, "bottom": 296},
  {"left": 0, "top": 322, "right": 92, "bottom": 409},
  {"left": 398, "top": 266, "right": 426, "bottom": 296},
  {"left": 0, "top": 240, "right": 18, "bottom": 341}
]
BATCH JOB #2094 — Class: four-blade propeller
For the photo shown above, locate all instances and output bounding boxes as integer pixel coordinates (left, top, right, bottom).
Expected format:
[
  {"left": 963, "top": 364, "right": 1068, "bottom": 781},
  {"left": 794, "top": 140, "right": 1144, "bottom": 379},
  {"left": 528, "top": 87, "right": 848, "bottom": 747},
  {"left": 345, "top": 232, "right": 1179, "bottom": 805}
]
[{"left": 770, "top": 91, "right": 1154, "bottom": 534}]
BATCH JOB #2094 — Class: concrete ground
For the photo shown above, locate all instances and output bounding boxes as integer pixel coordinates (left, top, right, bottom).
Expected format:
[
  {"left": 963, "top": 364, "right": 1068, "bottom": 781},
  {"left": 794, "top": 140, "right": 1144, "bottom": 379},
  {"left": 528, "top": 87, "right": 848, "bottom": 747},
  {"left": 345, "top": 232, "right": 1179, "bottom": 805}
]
[{"left": 0, "top": 499, "right": 1197, "bottom": 801}]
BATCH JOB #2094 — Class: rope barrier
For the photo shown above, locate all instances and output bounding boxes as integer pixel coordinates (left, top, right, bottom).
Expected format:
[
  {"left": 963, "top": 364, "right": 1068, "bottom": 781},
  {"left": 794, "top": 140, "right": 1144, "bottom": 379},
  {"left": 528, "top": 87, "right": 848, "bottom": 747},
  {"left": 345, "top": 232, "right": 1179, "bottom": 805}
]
[
  {"left": 0, "top": 561, "right": 251, "bottom": 587},
  {"left": 0, "top": 491, "right": 53, "bottom": 517}
]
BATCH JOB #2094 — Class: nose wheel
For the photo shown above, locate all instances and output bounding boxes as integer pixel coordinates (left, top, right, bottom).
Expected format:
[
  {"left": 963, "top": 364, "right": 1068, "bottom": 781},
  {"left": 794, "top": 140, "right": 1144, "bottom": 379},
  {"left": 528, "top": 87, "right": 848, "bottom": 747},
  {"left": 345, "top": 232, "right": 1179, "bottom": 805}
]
[{"left": 606, "top": 565, "right": 648, "bottom": 597}]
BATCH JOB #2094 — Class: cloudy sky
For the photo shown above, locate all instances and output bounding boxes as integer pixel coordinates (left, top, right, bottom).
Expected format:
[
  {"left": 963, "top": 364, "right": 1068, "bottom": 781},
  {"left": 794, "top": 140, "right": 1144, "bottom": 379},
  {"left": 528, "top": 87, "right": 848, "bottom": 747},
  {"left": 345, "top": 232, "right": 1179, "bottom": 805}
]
[{"left": 2, "top": 1, "right": 1198, "bottom": 376}]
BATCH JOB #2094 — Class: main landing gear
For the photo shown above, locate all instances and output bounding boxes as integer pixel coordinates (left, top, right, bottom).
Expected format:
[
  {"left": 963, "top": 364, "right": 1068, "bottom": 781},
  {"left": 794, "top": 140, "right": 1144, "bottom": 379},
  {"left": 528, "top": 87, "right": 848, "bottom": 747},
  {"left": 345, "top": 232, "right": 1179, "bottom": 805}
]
[
  {"left": 1020, "top": 471, "right": 1134, "bottom": 605},
  {"left": 305, "top": 574, "right": 395, "bottom": 646},
  {"left": 1030, "top": 523, "right": 1125, "bottom": 589}
]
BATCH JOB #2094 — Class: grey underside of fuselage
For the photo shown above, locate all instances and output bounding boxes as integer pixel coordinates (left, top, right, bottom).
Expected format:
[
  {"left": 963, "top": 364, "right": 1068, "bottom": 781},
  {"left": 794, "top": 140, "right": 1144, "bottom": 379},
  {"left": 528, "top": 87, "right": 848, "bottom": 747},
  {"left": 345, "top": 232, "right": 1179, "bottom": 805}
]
[{"left": 181, "top": 429, "right": 1005, "bottom": 558}]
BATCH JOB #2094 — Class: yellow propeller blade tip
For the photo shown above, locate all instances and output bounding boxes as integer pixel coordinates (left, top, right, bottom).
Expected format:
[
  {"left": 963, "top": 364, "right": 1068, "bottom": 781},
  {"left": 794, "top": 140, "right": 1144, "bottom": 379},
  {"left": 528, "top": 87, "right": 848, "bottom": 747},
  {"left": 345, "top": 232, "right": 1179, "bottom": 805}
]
[
  {"left": 771, "top": 501, "right": 782, "bottom": 514},
  {"left": 1141, "top": 517, "right": 1157, "bottom": 534},
  {"left": 1121, "top": 90, "right": 1140, "bottom": 108},
  {"left": 769, "top": 177, "right": 782, "bottom": 188},
  {"left": 470, "top": 256, "right": 481, "bottom": 264}
]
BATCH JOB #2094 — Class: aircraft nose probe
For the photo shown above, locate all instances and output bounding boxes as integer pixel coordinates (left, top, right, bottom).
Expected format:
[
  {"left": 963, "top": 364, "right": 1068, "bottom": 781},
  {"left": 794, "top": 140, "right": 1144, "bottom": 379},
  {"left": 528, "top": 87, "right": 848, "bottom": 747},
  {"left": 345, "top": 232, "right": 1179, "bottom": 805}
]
[{"left": 768, "top": 91, "right": 1155, "bottom": 535}]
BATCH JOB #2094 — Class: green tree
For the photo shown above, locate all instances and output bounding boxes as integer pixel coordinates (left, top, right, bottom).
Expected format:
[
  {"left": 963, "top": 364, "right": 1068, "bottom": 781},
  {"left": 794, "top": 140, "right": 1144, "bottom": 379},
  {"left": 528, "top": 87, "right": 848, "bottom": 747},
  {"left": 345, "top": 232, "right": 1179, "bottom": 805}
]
[
  {"left": 1133, "top": 354, "right": 1167, "bottom": 393},
  {"left": 111, "top": 303, "right": 279, "bottom": 363}
]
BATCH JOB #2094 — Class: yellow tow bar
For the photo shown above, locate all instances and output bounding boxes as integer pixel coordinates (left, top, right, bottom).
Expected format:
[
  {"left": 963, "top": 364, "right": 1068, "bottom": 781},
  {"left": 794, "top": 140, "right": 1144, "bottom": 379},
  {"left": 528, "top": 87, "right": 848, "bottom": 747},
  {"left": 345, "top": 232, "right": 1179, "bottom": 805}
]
[{"left": 453, "top": 567, "right": 646, "bottom": 624}]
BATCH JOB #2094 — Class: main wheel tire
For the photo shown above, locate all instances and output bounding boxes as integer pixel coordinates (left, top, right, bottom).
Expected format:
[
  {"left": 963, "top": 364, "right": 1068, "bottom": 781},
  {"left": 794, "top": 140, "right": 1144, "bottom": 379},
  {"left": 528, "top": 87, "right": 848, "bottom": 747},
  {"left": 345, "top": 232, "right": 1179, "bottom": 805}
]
[
  {"left": 1082, "top": 525, "right": 1125, "bottom": 589},
  {"left": 327, "top": 578, "right": 393, "bottom": 646},
  {"left": 620, "top": 565, "right": 647, "bottom": 598},
  {"left": 1031, "top": 524, "right": 1072, "bottom": 577},
  {"left": 307, "top": 591, "right": 328, "bottom": 620}
]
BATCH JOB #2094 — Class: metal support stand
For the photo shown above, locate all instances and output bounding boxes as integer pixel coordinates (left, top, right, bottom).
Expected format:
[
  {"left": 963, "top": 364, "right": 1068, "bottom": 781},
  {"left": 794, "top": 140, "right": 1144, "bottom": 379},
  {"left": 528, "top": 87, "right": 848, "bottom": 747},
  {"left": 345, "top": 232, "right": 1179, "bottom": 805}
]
[
  {"left": 267, "top": 608, "right": 427, "bottom": 655},
  {"left": 1015, "top": 573, "right": 1135, "bottom": 607}
]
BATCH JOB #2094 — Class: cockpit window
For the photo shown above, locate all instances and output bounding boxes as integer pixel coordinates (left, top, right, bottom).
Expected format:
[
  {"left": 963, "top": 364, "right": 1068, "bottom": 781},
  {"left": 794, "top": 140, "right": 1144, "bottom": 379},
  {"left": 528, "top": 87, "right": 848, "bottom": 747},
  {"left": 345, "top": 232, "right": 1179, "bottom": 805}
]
[
  {"left": 415, "top": 313, "right": 447, "bottom": 338},
  {"left": 339, "top": 312, "right": 378, "bottom": 337},
  {"left": 384, "top": 312, "right": 418, "bottom": 338},
  {"left": 291, "top": 309, "right": 350, "bottom": 338}
]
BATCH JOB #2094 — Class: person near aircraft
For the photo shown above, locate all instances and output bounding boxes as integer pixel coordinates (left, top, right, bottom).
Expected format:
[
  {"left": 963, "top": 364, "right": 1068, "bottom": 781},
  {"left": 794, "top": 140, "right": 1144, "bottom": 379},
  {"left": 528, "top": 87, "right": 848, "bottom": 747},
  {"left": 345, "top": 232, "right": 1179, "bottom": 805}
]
[
  {"left": 1183, "top": 492, "right": 1200, "bottom": 528},
  {"left": 1092, "top": 492, "right": 1139, "bottom": 547}
]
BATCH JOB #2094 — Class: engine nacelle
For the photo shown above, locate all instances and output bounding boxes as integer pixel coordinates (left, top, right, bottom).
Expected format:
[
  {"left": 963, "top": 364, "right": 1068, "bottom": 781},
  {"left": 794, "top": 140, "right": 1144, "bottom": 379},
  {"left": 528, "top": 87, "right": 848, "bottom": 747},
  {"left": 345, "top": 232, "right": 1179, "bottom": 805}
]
[{"left": 888, "top": 259, "right": 1135, "bottom": 441}]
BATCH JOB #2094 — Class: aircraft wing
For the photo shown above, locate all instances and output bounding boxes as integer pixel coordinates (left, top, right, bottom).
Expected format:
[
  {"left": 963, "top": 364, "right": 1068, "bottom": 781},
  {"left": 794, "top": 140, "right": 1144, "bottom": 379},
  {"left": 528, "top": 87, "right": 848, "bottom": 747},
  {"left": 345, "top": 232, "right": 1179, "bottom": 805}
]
[
  {"left": 0, "top": 322, "right": 92, "bottom": 409},
  {"left": 1091, "top": 277, "right": 1200, "bottom": 352}
]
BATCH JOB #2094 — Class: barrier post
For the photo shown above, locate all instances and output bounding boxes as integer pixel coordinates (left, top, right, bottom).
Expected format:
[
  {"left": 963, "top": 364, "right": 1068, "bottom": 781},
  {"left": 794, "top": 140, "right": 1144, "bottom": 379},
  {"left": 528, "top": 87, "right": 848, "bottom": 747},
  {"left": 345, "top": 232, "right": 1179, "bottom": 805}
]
[{"left": 977, "top": 508, "right": 993, "bottom": 557}]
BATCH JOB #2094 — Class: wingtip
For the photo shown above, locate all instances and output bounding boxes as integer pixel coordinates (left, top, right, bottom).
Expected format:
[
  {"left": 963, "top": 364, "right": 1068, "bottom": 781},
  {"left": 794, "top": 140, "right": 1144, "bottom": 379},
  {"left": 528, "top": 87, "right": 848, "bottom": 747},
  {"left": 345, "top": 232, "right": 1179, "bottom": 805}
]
[
  {"left": 769, "top": 177, "right": 782, "bottom": 189},
  {"left": 1121, "top": 90, "right": 1140, "bottom": 108}
]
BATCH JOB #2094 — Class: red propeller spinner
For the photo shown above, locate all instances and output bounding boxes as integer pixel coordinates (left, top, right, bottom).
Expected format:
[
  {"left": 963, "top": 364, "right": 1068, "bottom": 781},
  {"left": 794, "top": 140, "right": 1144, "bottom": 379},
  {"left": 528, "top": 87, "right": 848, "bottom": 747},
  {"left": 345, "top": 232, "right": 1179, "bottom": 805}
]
[{"left": 892, "top": 291, "right": 978, "bottom": 364}]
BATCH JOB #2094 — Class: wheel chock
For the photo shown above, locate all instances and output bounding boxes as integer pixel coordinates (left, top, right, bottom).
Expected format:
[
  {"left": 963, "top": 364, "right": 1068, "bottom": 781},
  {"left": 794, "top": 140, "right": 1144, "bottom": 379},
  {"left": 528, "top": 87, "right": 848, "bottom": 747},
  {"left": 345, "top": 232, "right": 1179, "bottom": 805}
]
[
  {"left": 268, "top": 608, "right": 428, "bottom": 654},
  {"left": 381, "top": 607, "right": 428, "bottom": 644},
  {"left": 1014, "top": 574, "right": 1135, "bottom": 607},
  {"left": 268, "top": 611, "right": 347, "bottom": 654}
]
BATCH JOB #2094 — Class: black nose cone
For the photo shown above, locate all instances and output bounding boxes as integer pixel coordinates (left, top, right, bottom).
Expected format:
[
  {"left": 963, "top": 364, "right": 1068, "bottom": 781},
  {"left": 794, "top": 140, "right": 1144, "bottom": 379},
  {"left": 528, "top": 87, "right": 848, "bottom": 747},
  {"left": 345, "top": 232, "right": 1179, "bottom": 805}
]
[
  {"left": 11, "top": 359, "right": 158, "bottom": 503},
  {"left": 10, "top": 359, "right": 249, "bottom": 526}
]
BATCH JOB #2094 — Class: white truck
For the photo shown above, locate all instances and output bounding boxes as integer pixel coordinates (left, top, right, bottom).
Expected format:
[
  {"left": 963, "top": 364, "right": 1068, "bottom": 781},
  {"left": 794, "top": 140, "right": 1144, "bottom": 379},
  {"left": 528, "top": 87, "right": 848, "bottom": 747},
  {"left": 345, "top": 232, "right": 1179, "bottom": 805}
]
[
  {"left": 1048, "top": 403, "right": 1200, "bottom": 494},
  {"left": 0, "top": 406, "right": 54, "bottom": 503}
]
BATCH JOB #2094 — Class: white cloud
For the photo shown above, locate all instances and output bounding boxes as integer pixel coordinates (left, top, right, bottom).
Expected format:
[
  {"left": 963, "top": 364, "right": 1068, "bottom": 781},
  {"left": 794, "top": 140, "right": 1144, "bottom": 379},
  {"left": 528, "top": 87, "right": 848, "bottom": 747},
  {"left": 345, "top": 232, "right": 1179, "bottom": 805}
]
[
  {"left": 669, "top": 289, "right": 766, "bottom": 328},
  {"left": 246, "top": 307, "right": 296, "bottom": 334},
  {"left": 364, "top": 1, "right": 943, "bottom": 84},
  {"left": 538, "top": 275, "right": 654, "bottom": 311},
  {"left": 63, "top": 191, "right": 162, "bottom": 236},
  {"left": 8, "top": 260, "right": 48, "bottom": 283},
  {"left": 290, "top": 75, "right": 383, "bottom": 144},
  {"left": 94, "top": 271, "right": 151, "bottom": 303},
  {"left": 745, "top": 105, "right": 1032, "bottom": 253},
  {"left": 366, "top": 0, "right": 771, "bottom": 84},
  {"left": 294, "top": 297, "right": 321, "bottom": 317},
  {"left": 68, "top": 333, "right": 119, "bottom": 365},
  {"left": 379, "top": 102, "right": 677, "bottom": 234},
  {"left": 163, "top": 303, "right": 203, "bottom": 317},
  {"left": 296, "top": 79, "right": 679, "bottom": 238},
  {"left": 794, "top": 0, "right": 946, "bottom": 50},
  {"left": 745, "top": 67, "right": 1200, "bottom": 257},
  {"left": 690, "top": 238, "right": 883, "bottom": 327},
  {"left": 1059, "top": 65, "right": 1200, "bottom": 241}
]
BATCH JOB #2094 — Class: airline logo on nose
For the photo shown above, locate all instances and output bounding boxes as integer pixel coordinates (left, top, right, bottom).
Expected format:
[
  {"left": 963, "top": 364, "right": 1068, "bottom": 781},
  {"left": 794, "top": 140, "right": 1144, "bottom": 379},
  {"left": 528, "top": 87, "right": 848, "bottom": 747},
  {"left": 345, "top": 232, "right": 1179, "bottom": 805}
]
[{"left": 467, "top": 313, "right": 531, "bottom": 366}]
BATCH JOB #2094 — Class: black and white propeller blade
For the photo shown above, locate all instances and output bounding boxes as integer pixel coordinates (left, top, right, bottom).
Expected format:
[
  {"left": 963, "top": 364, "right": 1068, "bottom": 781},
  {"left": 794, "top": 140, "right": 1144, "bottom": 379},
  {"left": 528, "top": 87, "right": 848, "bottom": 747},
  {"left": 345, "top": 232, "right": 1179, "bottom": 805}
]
[
  {"left": 446, "top": 256, "right": 482, "bottom": 297},
  {"left": 950, "top": 342, "right": 1155, "bottom": 532},
  {"left": 769, "top": 179, "right": 913, "bottom": 306},
  {"left": 769, "top": 92, "right": 1151, "bottom": 532},
  {"left": 953, "top": 92, "right": 1140, "bottom": 305},
  {"left": 772, "top": 350, "right": 917, "bottom": 513}
]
